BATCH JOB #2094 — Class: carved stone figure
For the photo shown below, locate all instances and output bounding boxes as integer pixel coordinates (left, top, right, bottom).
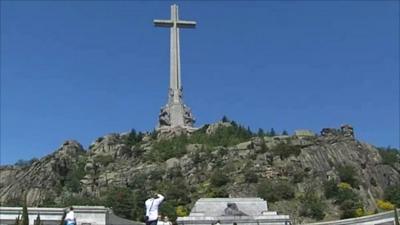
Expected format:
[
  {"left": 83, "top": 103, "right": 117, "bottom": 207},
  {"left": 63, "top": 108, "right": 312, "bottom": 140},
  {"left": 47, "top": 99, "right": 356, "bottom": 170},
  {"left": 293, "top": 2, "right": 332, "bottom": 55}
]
[
  {"left": 159, "top": 106, "right": 171, "bottom": 127},
  {"left": 223, "top": 203, "right": 248, "bottom": 216}
]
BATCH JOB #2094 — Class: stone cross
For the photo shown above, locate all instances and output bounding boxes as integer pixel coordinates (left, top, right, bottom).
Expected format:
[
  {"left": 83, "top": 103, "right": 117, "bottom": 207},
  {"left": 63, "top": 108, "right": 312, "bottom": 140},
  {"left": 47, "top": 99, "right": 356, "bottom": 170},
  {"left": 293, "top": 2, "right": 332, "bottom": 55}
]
[
  {"left": 154, "top": 4, "right": 196, "bottom": 103},
  {"left": 154, "top": 4, "right": 196, "bottom": 129}
]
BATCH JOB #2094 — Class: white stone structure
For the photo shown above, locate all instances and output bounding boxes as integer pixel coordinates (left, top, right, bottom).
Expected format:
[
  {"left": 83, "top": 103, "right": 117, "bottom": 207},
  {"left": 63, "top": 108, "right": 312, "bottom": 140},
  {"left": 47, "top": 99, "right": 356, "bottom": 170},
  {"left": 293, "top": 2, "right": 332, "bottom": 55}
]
[
  {"left": 0, "top": 206, "right": 107, "bottom": 225},
  {"left": 177, "top": 198, "right": 291, "bottom": 225},
  {"left": 154, "top": 4, "right": 196, "bottom": 130}
]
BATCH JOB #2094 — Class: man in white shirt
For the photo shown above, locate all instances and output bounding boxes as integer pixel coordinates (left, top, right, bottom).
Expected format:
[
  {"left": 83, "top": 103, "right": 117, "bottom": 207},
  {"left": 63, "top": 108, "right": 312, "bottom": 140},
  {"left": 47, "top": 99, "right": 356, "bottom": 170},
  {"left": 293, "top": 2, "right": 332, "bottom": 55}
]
[
  {"left": 64, "top": 207, "right": 76, "bottom": 225},
  {"left": 145, "top": 193, "right": 165, "bottom": 225}
]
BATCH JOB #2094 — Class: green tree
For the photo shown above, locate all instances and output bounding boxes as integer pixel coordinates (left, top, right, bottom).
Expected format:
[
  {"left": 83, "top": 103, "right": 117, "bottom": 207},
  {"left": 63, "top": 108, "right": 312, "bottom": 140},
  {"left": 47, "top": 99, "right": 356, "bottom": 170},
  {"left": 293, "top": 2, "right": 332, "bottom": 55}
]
[
  {"left": 268, "top": 128, "right": 276, "bottom": 137},
  {"left": 384, "top": 186, "right": 400, "bottom": 207},
  {"left": 257, "top": 128, "right": 265, "bottom": 137},
  {"left": 324, "top": 179, "right": 339, "bottom": 199},
  {"left": 337, "top": 165, "right": 359, "bottom": 188},
  {"left": 221, "top": 115, "right": 229, "bottom": 123},
  {"left": 257, "top": 180, "right": 294, "bottom": 202},
  {"left": 271, "top": 143, "right": 301, "bottom": 160},
  {"left": 103, "top": 187, "right": 135, "bottom": 219},
  {"left": 282, "top": 130, "right": 288, "bottom": 135},
  {"left": 21, "top": 200, "right": 29, "bottom": 225},
  {"left": 378, "top": 146, "right": 400, "bottom": 167},
  {"left": 299, "top": 187, "right": 326, "bottom": 220}
]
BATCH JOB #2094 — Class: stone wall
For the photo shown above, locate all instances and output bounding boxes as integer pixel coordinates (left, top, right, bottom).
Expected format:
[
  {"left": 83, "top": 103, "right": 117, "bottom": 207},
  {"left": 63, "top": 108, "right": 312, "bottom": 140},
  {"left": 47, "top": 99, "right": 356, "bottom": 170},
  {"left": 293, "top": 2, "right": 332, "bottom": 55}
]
[{"left": 0, "top": 206, "right": 107, "bottom": 225}]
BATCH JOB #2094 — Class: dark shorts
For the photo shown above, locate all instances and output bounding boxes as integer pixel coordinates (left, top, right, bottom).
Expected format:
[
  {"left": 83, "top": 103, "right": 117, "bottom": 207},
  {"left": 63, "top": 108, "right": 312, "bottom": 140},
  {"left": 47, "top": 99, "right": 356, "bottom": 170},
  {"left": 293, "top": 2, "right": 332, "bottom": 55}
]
[{"left": 146, "top": 220, "right": 158, "bottom": 225}]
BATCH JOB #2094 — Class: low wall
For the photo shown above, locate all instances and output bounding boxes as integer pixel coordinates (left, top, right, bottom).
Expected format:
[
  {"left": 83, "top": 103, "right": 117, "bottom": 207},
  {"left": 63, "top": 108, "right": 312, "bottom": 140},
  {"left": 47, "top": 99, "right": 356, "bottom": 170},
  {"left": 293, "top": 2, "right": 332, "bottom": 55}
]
[
  {"left": 304, "top": 209, "right": 399, "bottom": 225},
  {"left": 0, "top": 206, "right": 108, "bottom": 225}
]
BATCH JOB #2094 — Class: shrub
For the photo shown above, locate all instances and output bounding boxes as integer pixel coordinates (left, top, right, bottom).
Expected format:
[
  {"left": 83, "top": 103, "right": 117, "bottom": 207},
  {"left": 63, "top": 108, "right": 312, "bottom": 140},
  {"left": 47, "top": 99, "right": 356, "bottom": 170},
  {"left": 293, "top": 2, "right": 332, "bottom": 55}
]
[
  {"left": 243, "top": 164, "right": 258, "bottom": 183},
  {"left": 339, "top": 199, "right": 363, "bottom": 219},
  {"left": 299, "top": 188, "right": 326, "bottom": 220},
  {"left": 337, "top": 182, "right": 352, "bottom": 190},
  {"left": 354, "top": 208, "right": 365, "bottom": 217},
  {"left": 271, "top": 143, "right": 301, "bottom": 160},
  {"left": 14, "top": 158, "right": 38, "bottom": 167},
  {"left": 94, "top": 154, "right": 114, "bottom": 166},
  {"left": 64, "top": 156, "right": 87, "bottom": 192},
  {"left": 324, "top": 179, "right": 339, "bottom": 199},
  {"left": 103, "top": 187, "right": 134, "bottom": 219},
  {"left": 384, "top": 185, "right": 400, "bottom": 207},
  {"left": 176, "top": 205, "right": 189, "bottom": 217},
  {"left": 337, "top": 165, "right": 359, "bottom": 188},
  {"left": 160, "top": 201, "right": 177, "bottom": 221},
  {"left": 150, "top": 135, "right": 189, "bottom": 161},
  {"left": 378, "top": 147, "right": 400, "bottom": 167},
  {"left": 376, "top": 200, "right": 395, "bottom": 211},
  {"left": 125, "top": 129, "right": 144, "bottom": 148},
  {"left": 210, "top": 170, "right": 230, "bottom": 186},
  {"left": 257, "top": 180, "right": 294, "bottom": 202}
]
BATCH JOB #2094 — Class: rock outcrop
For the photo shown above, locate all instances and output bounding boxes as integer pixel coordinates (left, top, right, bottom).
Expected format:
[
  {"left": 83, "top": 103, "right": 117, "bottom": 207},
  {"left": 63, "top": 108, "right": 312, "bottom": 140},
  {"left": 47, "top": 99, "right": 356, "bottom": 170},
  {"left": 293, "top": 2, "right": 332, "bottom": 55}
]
[{"left": 0, "top": 123, "right": 398, "bottom": 222}]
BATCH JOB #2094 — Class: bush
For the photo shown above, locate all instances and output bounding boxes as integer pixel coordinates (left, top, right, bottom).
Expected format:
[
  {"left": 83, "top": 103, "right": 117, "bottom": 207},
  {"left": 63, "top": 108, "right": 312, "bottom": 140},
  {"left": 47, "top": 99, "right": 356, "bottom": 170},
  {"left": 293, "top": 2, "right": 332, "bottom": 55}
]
[
  {"left": 14, "top": 158, "right": 38, "bottom": 167},
  {"left": 257, "top": 180, "right": 294, "bottom": 202},
  {"left": 339, "top": 199, "right": 363, "bottom": 219},
  {"left": 64, "top": 156, "right": 87, "bottom": 192},
  {"left": 376, "top": 200, "right": 395, "bottom": 211},
  {"left": 149, "top": 135, "right": 189, "bottom": 161},
  {"left": 271, "top": 143, "right": 301, "bottom": 160},
  {"left": 384, "top": 185, "right": 400, "bottom": 207},
  {"left": 210, "top": 170, "right": 230, "bottom": 186},
  {"left": 94, "top": 154, "right": 114, "bottom": 167},
  {"left": 160, "top": 201, "right": 177, "bottom": 221},
  {"left": 324, "top": 179, "right": 339, "bottom": 199},
  {"left": 125, "top": 129, "right": 144, "bottom": 148},
  {"left": 103, "top": 187, "right": 135, "bottom": 219},
  {"left": 176, "top": 205, "right": 189, "bottom": 217},
  {"left": 337, "top": 165, "right": 359, "bottom": 188},
  {"left": 378, "top": 147, "right": 400, "bottom": 167},
  {"left": 243, "top": 164, "right": 258, "bottom": 183},
  {"left": 299, "top": 188, "right": 326, "bottom": 220}
]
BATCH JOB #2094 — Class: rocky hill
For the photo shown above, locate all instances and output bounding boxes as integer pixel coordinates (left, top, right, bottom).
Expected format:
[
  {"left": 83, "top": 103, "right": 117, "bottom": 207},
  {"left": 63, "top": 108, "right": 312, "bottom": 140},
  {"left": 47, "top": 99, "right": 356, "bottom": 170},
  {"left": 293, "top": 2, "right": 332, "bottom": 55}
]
[{"left": 1, "top": 121, "right": 399, "bottom": 223}]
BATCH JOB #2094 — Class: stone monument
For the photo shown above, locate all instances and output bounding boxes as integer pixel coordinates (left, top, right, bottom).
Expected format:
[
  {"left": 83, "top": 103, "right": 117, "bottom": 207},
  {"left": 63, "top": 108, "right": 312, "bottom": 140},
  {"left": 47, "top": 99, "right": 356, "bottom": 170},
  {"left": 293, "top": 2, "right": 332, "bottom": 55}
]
[
  {"left": 154, "top": 4, "right": 196, "bottom": 130},
  {"left": 177, "top": 198, "right": 292, "bottom": 225}
]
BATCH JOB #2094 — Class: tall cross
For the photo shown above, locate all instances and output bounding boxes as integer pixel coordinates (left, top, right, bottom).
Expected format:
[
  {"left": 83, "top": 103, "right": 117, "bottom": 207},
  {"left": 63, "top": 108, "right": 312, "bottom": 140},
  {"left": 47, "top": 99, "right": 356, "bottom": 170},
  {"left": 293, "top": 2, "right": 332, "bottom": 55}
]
[{"left": 154, "top": 4, "right": 196, "bottom": 104}]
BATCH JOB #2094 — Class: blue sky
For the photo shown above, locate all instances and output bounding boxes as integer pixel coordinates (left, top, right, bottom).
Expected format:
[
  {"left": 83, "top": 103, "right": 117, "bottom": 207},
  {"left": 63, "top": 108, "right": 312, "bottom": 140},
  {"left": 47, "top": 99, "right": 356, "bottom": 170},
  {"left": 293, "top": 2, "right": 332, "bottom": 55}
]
[{"left": 1, "top": 1, "right": 399, "bottom": 165}]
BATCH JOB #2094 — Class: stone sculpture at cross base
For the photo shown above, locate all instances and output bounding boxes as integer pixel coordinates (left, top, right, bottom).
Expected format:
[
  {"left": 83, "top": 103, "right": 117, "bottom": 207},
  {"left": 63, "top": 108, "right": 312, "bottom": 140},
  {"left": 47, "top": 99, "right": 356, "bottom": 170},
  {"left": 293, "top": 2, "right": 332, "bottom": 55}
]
[
  {"left": 154, "top": 4, "right": 197, "bottom": 132},
  {"left": 177, "top": 198, "right": 292, "bottom": 225}
]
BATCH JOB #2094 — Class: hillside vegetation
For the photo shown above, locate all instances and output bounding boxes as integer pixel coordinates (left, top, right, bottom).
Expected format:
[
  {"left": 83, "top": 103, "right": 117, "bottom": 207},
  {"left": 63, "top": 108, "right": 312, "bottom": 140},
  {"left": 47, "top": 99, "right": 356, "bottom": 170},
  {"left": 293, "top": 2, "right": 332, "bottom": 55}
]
[{"left": 1, "top": 119, "right": 399, "bottom": 224}]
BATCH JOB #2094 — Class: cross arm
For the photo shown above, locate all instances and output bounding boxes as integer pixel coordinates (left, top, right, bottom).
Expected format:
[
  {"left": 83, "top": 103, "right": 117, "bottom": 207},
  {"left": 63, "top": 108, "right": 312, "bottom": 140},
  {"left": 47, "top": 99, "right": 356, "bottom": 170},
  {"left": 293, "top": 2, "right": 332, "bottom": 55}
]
[
  {"left": 177, "top": 20, "right": 196, "bottom": 28},
  {"left": 154, "top": 19, "right": 173, "bottom": 27}
]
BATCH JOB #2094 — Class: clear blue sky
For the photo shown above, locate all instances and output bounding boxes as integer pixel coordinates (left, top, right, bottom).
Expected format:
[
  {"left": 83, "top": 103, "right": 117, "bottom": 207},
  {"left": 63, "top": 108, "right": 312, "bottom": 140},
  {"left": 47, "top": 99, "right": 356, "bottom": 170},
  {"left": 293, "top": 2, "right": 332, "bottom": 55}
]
[{"left": 1, "top": 1, "right": 399, "bottom": 165}]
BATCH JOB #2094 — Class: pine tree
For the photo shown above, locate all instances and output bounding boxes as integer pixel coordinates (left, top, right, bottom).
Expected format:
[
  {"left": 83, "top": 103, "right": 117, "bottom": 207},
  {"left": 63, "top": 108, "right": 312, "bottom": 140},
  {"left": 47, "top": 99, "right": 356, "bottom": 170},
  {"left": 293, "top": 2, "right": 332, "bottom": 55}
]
[
  {"left": 268, "top": 128, "right": 276, "bottom": 137},
  {"left": 257, "top": 128, "right": 265, "bottom": 137},
  {"left": 282, "top": 130, "right": 288, "bottom": 135},
  {"left": 221, "top": 115, "right": 229, "bottom": 123},
  {"left": 395, "top": 208, "right": 400, "bottom": 225}
]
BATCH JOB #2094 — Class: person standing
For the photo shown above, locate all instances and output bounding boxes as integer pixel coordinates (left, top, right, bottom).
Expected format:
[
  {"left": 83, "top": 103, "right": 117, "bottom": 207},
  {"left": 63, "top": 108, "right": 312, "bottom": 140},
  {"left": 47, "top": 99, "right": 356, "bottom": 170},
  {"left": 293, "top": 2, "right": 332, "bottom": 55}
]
[
  {"left": 145, "top": 193, "right": 165, "bottom": 225},
  {"left": 64, "top": 207, "right": 77, "bottom": 225}
]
